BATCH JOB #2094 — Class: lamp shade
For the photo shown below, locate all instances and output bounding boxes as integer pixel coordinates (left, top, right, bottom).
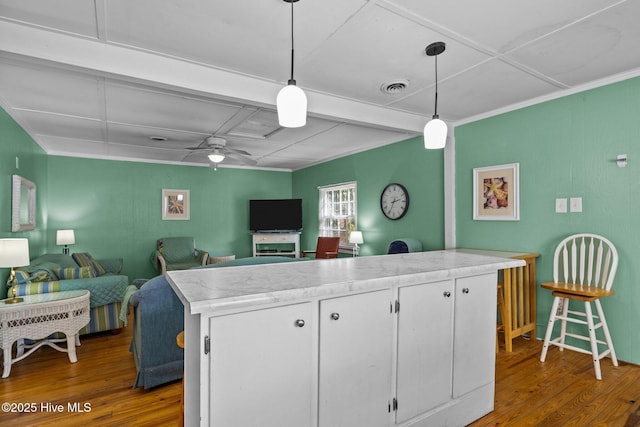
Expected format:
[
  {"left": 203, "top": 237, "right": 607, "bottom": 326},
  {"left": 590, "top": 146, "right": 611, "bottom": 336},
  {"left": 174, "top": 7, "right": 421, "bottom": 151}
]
[
  {"left": 349, "top": 231, "right": 364, "bottom": 245},
  {"left": 277, "top": 83, "right": 307, "bottom": 128},
  {"left": 0, "top": 238, "right": 30, "bottom": 268},
  {"left": 56, "top": 229, "right": 76, "bottom": 246},
  {"left": 423, "top": 117, "right": 447, "bottom": 149}
]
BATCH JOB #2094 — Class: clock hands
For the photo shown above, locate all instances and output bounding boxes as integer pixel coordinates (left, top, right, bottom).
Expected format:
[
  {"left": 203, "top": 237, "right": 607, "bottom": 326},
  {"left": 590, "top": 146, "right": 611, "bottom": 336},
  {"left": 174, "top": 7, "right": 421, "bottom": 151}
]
[{"left": 384, "top": 197, "right": 406, "bottom": 216}]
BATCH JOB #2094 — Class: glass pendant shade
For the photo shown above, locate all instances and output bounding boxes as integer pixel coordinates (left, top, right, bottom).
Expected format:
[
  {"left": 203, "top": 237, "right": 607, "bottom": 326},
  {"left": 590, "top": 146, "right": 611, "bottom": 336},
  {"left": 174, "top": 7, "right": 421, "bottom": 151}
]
[
  {"left": 277, "top": 83, "right": 307, "bottom": 128},
  {"left": 423, "top": 116, "right": 447, "bottom": 149},
  {"left": 424, "top": 41, "right": 447, "bottom": 150}
]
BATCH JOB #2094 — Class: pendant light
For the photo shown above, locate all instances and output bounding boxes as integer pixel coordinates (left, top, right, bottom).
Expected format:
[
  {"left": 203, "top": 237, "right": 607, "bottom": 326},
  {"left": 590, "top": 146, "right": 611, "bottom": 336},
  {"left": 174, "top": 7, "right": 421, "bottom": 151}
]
[
  {"left": 277, "top": 0, "right": 307, "bottom": 128},
  {"left": 424, "top": 41, "right": 447, "bottom": 149}
]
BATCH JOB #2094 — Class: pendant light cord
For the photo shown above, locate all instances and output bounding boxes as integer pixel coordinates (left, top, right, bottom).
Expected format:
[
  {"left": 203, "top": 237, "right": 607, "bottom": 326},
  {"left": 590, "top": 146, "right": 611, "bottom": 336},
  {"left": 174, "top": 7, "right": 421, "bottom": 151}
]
[
  {"left": 289, "top": 0, "right": 296, "bottom": 85},
  {"left": 433, "top": 54, "right": 439, "bottom": 118}
]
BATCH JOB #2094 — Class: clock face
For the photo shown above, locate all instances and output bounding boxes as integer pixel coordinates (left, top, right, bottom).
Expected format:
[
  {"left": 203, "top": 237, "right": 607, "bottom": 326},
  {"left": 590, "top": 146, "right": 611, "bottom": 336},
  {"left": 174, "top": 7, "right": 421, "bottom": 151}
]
[{"left": 380, "top": 183, "right": 409, "bottom": 220}]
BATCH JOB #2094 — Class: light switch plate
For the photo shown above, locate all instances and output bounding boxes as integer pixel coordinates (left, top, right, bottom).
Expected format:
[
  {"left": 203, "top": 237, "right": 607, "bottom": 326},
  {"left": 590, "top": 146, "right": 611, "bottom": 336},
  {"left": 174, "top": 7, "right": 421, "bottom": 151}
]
[
  {"left": 555, "top": 198, "right": 567, "bottom": 213},
  {"left": 570, "top": 197, "right": 583, "bottom": 213}
]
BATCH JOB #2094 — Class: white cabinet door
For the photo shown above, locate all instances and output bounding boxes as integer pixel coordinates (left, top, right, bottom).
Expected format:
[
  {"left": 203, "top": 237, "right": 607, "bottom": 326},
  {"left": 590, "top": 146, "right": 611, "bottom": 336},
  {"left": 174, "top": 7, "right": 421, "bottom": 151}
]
[
  {"left": 318, "top": 290, "right": 393, "bottom": 427},
  {"left": 453, "top": 273, "right": 497, "bottom": 398},
  {"left": 396, "top": 280, "right": 454, "bottom": 423},
  {"left": 209, "top": 302, "right": 313, "bottom": 427}
]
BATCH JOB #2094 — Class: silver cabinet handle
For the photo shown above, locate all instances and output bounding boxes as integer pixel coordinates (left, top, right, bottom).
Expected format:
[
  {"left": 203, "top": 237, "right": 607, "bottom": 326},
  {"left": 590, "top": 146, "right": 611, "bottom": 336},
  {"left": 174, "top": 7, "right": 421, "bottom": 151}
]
[
  {"left": 443, "top": 291, "right": 451, "bottom": 298},
  {"left": 462, "top": 288, "right": 470, "bottom": 294},
  {"left": 294, "top": 319, "right": 305, "bottom": 328},
  {"left": 330, "top": 312, "right": 340, "bottom": 320}
]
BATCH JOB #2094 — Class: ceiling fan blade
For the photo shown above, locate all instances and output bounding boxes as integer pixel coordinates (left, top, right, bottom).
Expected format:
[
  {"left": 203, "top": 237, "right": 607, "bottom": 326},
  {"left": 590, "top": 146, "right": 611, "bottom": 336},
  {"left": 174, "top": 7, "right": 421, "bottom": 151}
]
[
  {"left": 225, "top": 152, "right": 258, "bottom": 166},
  {"left": 181, "top": 151, "right": 208, "bottom": 162},
  {"left": 185, "top": 147, "right": 207, "bottom": 151},
  {"left": 226, "top": 147, "right": 252, "bottom": 156}
]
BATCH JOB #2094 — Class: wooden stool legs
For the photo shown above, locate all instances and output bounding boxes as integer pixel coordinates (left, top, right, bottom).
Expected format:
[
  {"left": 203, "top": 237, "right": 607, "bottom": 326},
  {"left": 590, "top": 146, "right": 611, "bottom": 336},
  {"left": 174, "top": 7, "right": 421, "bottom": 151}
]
[
  {"left": 496, "top": 283, "right": 506, "bottom": 352},
  {"left": 176, "top": 331, "right": 185, "bottom": 427}
]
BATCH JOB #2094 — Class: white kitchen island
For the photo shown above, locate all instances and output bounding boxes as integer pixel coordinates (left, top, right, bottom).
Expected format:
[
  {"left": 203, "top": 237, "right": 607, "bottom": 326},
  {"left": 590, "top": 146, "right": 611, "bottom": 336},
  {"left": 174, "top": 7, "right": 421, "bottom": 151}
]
[{"left": 167, "top": 250, "right": 524, "bottom": 427}]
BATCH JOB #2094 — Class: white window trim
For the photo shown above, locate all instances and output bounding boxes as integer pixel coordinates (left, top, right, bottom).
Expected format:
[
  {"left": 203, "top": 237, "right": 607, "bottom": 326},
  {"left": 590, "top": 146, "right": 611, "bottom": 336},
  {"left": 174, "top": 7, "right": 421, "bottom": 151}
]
[{"left": 318, "top": 181, "right": 357, "bottom": 251}]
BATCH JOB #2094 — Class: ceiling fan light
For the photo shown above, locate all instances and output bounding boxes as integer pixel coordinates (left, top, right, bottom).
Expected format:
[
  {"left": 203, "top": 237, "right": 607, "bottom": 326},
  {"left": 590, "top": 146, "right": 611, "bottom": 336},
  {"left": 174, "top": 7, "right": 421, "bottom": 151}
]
[
  {"left": 208, "top": 150, "right": 225, "bottom": 163},
  {"left": 423, "top": 116, "right": 447, "bottom": 149},
  {"left": 277, "top": 83, "right": 307, "bottom": 128}
]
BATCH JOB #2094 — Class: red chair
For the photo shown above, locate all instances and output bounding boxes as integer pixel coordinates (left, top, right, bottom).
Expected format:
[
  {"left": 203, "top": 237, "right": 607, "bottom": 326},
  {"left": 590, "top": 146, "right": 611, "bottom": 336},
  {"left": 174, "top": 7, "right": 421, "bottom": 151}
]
[{"left": 302, "top": 237, "right": 340, "bottom": 259}]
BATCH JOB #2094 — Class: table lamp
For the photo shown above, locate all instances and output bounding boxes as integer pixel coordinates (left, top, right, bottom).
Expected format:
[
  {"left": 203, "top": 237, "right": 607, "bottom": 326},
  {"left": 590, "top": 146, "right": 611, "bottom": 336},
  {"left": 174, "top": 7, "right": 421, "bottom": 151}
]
[
  {"left": 349, "top": 231, "right": 364, "bottom": 257},
  {"left": 0, "top": 238, "right": 30, "bottom": 304},
  {"left": 56, "top": 229, "right": 75, "bottom": 255}
]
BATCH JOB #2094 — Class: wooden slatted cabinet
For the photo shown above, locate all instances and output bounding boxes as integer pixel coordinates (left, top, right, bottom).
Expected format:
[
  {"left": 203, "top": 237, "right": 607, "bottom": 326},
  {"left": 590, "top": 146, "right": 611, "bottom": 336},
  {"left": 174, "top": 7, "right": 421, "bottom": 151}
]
[{"left": 456, "top": 249, "right": 539, "bottom": 352}]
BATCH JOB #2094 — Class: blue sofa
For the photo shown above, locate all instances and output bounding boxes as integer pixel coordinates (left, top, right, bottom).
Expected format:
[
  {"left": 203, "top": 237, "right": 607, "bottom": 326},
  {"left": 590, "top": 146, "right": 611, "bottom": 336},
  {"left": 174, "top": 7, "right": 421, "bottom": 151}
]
[
  {"left": 10, "top": 253, "right": 130, "bottom": 335},
  {"left": 130, "top": 256, "right": 307, "bottom": 389}
]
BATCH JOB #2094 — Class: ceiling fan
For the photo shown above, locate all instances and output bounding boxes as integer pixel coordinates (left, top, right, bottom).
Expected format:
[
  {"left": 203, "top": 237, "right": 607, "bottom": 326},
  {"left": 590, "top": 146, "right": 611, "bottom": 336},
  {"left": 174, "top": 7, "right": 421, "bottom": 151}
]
[{"left": 185, "top": 136, "right": 258, "bottom": 168}]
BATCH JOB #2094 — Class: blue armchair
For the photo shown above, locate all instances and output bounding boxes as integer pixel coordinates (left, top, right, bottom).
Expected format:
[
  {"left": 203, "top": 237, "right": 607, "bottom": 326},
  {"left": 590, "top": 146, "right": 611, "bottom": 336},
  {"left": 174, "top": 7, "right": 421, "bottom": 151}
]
[
  {"left": 387, "top": 238, "right": 423, "bottom": 254},
  {"left": 129, "top": 274, "right": 184, "bottom": 389},
  {"left": 130, "top": 256, "right": 307, "bottom": 389}
]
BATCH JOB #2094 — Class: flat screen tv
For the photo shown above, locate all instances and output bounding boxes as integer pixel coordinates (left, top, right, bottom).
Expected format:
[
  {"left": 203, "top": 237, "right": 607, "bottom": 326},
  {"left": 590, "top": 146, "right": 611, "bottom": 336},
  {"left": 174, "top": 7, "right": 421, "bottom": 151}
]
[{"left": 249, "top": 199, "right": 303, "bottom": 232}]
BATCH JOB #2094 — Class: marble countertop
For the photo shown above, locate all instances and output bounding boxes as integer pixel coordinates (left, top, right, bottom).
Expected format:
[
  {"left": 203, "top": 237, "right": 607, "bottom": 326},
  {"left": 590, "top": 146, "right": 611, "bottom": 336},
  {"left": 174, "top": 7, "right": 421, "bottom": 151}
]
[{"left": 167, "top": 250, "right": 525, "bottom": 314}]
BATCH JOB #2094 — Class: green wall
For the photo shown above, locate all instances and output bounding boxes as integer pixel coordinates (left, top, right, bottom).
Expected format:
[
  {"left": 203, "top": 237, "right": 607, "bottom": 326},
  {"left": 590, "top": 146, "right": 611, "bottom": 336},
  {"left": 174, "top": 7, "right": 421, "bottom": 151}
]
[
  {"left": 293, "top": 136, "right": 445, "bottom": 255},
  {"left": 6, "top": 74, "right": 639, "bottom": 365},
  {"left": 455, "top": 76, "right": 640, "bottom": 363},
  {"left": 45, "top": 157, "right": 293, "bottom": 281},
  {"left": 0, "top": 108, "right": 48, "bottom": 297}
]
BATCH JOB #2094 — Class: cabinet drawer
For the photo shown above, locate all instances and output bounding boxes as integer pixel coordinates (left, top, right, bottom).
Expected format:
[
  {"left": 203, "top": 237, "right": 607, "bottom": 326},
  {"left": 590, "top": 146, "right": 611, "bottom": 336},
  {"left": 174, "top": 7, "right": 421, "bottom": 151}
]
[{"left": 254, "top": 234, "right": 296, "bottom": 244}]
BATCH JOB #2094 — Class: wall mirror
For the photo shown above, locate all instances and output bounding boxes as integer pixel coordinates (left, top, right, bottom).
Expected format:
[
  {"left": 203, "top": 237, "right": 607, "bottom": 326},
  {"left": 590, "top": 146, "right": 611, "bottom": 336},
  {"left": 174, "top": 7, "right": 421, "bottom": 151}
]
[{"left": 12, "top": 174, "right": 36, "bottom": 232}]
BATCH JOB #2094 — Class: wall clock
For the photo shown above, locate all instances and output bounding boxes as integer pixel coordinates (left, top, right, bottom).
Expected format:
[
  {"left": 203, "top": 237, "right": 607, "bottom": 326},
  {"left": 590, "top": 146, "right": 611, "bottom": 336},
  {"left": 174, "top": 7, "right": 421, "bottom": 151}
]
[{"left": 380, "top": 183, "right": 409, "bottom": 220}]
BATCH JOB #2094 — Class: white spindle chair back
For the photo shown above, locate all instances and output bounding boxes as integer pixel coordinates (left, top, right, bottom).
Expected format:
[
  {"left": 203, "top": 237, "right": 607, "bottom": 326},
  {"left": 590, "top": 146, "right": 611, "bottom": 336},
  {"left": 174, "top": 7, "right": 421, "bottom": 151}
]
[{"left": 552, "top": 233, "right": 618, "bottom": 291}]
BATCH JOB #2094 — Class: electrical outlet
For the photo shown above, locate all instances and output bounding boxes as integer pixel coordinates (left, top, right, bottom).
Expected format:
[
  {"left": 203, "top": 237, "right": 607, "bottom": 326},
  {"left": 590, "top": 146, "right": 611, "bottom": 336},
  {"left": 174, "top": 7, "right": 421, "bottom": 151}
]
[
  {"left": 555, "top": 198, "right": 567, "bottom": 213},
  {"left": 570, "top": 197, "right": 583, "bottom": 213}
]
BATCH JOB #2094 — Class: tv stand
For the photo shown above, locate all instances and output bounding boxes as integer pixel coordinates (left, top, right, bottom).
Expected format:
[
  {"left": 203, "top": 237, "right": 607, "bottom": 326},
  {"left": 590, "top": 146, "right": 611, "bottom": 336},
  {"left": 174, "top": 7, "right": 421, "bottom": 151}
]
[{"left": 252, "top": 232, "right": 300, "bottom": 258}]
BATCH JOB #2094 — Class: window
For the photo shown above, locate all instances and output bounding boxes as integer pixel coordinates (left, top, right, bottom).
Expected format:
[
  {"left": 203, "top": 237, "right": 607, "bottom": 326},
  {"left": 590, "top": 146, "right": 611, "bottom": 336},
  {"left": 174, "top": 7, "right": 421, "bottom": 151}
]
[{"left": 318, "top": 181, "right": 357, "bottom": 249}]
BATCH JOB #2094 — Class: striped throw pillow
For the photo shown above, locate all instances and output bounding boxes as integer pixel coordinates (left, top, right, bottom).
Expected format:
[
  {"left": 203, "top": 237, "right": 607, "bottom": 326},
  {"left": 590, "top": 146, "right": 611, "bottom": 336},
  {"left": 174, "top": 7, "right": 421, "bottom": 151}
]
[
  {"left": 11, "top": 270, "right": 31, "bottom": 285},
  {"left": 72, "top": 252, "right": 107, "bottom": 276},
  {"left": 54, "top": 266, "right": 97, "bottom": 280}
]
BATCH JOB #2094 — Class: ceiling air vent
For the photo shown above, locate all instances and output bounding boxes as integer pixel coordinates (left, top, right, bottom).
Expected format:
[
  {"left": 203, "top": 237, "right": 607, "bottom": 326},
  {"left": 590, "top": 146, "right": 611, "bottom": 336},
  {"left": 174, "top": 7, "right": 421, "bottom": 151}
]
[{"left": 380, "top": 79, "right": 409, "bottom": 95}]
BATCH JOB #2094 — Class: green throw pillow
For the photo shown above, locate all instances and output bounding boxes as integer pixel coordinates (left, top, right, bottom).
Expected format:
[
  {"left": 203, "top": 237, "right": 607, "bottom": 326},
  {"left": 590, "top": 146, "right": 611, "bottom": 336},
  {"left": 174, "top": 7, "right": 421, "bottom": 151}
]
[
  {"left": 72, "top": 252, "right": 107, "bottom": 276},
  {"left": 53, "top": 266, "right": 96, "bottom": 280}
]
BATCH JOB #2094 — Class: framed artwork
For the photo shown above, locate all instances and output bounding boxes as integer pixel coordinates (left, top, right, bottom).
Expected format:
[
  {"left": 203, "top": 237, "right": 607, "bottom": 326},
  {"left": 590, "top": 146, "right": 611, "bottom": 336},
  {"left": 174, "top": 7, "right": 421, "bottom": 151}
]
[
  {"left": 473, "top": 163, "right": 520, "bottom": 221},
  {"left": 162, "top": 189, "right": 190, "bottom": 220}
]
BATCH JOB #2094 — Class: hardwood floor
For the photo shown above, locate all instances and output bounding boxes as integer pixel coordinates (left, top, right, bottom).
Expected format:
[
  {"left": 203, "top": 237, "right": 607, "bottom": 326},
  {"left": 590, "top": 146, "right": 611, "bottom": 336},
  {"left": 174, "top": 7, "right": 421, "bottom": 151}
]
[
  {"left": 471, "top": 335, "right": 640, "bottom": 427},
  {"left": 2, "top": 320, "right": 640, "bottom": 426},
  {"left": 0, "top": 315, "right": 182, "bottom": 427}
]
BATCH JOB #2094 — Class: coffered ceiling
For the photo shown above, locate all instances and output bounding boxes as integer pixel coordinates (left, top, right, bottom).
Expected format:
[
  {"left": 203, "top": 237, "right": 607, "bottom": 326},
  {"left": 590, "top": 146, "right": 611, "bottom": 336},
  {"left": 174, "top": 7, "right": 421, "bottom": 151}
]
[{"left": 1, "top": 0, "right": 639, "bottom": 170}]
